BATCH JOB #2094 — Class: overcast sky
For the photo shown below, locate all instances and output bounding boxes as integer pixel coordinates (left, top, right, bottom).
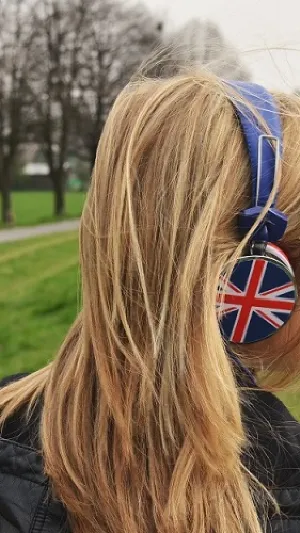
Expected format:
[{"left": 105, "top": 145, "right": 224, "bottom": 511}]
[{"left": 144, "top": 0, "right": 300, "bottom": 91}]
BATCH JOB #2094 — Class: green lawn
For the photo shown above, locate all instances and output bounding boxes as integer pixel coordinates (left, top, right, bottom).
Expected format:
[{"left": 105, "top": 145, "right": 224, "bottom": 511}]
[
  {"left": 279, "top": 391, "right": 300, "bottom": 420},
  {"left": 0, "top": 232, "right": 79, "bottom": 376},
  {"left": 1, "top": 191, "right": 86, "bottom": 227},
  {"left": 0, "top": 230, "right": 300, "bottom": 421}
]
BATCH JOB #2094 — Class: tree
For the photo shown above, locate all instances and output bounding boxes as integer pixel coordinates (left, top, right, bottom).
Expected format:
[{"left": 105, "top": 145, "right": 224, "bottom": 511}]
[
  {"left": 0, "top": 0, "right": 249, "bottom": 226},
  {"left": 0, "top": 0, "right": 36, "bottom": 224},
  {"left": 28, "top": 0, "right": 162, "bottom": 213},
  {"left": 30, "top": 0, "right": 90, "bottom": 216},
  {"left": 166, "top": 19, "right": 251, "bottom": 81},
  {"left": 73, "top": 0, "right": 163, "bottom": 170}
]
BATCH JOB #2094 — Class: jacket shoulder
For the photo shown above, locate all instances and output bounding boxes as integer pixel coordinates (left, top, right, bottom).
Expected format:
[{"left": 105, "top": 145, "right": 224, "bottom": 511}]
[
  {"left": 244, "top": 389, "right": 300, "bottom": 487},
  {"left": 244, "top": 388, "right": 300, "bottom": 531},
  {"left": 0, "top": 374, "right": 70, "bottom": 532},
  {"left": 0, "top": 437, "right": 69, "bottom": 533},
  {"left": 0, "top": 373, "right": 40, "bottom": 449}
]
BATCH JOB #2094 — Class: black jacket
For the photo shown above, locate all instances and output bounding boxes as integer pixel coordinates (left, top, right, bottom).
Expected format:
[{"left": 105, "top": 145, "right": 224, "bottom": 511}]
[
  {"left": 0, "top": 375, "right": 69, "bottom": 533},
  {"left": 1, "top": 375, "right": 300, "bottom": 532}
]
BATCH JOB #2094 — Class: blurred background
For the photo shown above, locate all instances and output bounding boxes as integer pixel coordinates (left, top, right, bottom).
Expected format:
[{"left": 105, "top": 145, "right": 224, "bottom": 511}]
[{"left": 0, "top": 0, "right": 299, "bottom": 411}]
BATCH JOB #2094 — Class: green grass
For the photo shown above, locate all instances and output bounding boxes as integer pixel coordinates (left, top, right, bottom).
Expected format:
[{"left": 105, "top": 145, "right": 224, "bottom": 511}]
[
  {"left": 0, "top": 232, "right": 79, "bottom": 377},
  {"left": 279, "top": 391, "right": 300, "bottom": 420},
  {"left": 1, "top": 230, "right": 300, "bottom": 421},
  {"left": 1, "top": 191, "right": 86, "bottom": 227}
]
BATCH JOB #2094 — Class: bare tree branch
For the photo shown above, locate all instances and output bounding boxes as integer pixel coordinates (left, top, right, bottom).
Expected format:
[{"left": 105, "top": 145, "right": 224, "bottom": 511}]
[{"left": 167, "top": 19, "right": 251, "bottom": 81}]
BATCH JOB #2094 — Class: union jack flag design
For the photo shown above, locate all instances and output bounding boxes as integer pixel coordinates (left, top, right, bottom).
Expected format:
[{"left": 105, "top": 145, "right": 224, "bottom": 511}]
[{"left": 218, "top": 257, "right": 297, "bottom": 344}]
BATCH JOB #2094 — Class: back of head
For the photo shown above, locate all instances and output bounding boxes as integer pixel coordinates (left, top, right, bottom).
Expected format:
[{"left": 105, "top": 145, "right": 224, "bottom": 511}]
[
  {"left": 77, "top": 72, "right": 253, "bottom": 531},
  {"left": 2, "top": 70, "right": 300, "bottom": 533}
]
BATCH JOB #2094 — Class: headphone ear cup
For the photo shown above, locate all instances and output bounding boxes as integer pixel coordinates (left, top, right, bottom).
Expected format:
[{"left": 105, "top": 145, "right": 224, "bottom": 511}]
[
  {"left": 218, "top": 245, "right": 297, "bottom": 344},
  {"left": 265, "top": 243, "right": 294, "bottom": 274}
]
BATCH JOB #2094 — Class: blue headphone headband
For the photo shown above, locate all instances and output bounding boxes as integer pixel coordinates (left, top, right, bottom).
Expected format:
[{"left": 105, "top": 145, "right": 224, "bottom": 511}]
[{"left": 228, "top": 81, "right": 287, "bottom": 243}]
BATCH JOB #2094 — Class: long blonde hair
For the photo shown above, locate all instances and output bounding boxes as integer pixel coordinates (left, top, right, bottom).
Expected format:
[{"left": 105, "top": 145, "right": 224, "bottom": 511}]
[{"left": 2, "top": 71, "right": 300, "bottom": 533}]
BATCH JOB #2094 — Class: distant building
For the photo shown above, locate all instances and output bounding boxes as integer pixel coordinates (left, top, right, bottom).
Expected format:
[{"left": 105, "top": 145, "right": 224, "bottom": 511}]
[
  {"left": 23, "top": 162, "right": 49, "bottom": 177},
  {"left": 13, "top": 143, "right": 86, "bottom": 191}
]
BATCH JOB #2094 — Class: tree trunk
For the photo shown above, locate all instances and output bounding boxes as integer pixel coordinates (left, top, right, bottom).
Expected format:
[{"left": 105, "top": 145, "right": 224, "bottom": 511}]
[
  {"left": 0, "top": 160, "right": 14, "bottom": 225},
  {"left": 0, "top": 185, "right": 14, "bottom": 225},
  {"left": 53, "top": 173, "right": 65, "bottom": 217}
]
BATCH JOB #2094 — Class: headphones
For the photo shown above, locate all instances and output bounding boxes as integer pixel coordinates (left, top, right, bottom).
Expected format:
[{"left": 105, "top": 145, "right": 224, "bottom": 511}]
[{"left": 218, "top": 82, "right": 297, "bottom": 344}]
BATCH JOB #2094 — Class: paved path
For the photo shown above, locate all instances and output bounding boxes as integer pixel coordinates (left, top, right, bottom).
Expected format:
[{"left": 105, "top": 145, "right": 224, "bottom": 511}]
[{"left": 0, "top": 219, "right": 79, "bottom": 244}]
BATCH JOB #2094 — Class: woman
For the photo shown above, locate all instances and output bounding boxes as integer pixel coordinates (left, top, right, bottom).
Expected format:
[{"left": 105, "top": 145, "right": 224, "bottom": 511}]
[{"left": 1, "top": 71, "right": 300, "bottom": 533}]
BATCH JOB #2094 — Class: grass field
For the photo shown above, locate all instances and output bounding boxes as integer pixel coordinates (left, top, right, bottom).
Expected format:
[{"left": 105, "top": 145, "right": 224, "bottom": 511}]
[
  {"left": 0, "top": 230, "right": 300, "bottom": 420},
  {"left": 1, "top": 191, "right": 86, "bottom": 227},
  {"left": 281, "top": 391, "right": 300, "bottom": 419},
  {"left": 0, "top": 232, "right": 79, "bottom": 376}
]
